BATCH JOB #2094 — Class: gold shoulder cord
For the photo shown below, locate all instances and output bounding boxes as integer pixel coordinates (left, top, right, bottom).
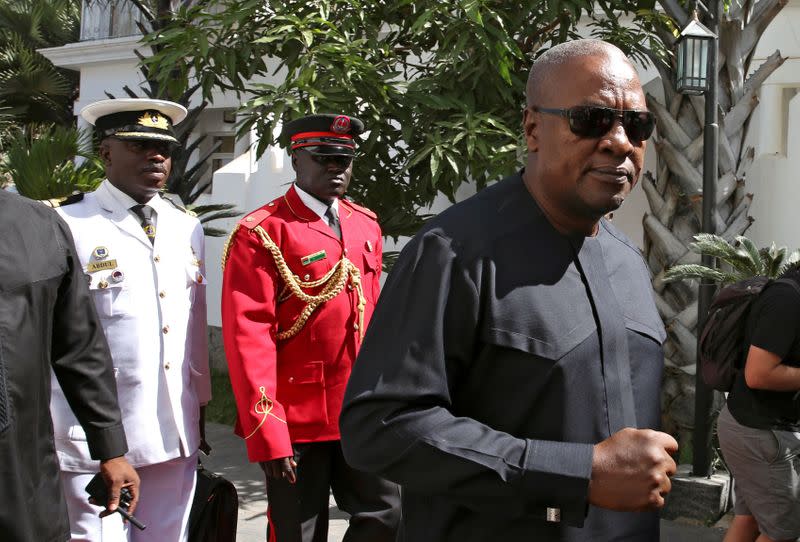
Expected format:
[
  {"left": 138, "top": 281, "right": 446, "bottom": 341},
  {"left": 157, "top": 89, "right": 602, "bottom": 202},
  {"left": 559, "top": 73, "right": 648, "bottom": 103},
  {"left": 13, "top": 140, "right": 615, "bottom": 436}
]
[{"left": 220, "top": 224, "right": 240, "bottom": 271}]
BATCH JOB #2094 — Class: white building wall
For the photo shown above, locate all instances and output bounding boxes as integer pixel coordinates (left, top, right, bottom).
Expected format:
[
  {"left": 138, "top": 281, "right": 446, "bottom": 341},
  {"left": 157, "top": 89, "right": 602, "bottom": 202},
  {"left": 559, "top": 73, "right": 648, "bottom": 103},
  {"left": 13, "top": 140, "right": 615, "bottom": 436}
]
[{"left": 743, "top": 3, "right": 800, "bottom": 251}]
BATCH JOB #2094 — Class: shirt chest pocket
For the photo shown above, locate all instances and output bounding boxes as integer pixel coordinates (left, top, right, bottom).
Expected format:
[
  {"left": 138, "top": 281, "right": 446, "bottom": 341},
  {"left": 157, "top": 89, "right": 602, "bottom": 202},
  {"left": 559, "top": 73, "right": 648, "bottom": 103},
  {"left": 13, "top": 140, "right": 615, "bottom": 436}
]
[
  {"left": 481, "top": 284, "right": 598, "bottom": 362},
  {"left": 89, "top": 281, "right": 130, "bottom": 319}
]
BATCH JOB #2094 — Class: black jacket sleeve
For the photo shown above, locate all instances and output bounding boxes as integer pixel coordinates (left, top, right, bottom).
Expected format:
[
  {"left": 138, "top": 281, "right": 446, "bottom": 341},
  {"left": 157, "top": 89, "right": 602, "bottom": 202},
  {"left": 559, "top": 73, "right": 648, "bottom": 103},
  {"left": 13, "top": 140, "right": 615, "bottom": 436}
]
[{"left": 49, "top": 214, "right": 128, "bottom": 461}]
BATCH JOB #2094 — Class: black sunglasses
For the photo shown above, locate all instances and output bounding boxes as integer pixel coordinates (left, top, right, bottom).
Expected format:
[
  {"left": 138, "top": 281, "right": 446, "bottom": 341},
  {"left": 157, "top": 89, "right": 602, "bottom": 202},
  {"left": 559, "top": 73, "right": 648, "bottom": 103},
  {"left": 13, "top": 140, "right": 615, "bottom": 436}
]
[
  {"left": 308, "top": 153, "right": 354, "bottom": 168},
  {"left": 533, "top": 105, "right": 656, "bottom": 143}
]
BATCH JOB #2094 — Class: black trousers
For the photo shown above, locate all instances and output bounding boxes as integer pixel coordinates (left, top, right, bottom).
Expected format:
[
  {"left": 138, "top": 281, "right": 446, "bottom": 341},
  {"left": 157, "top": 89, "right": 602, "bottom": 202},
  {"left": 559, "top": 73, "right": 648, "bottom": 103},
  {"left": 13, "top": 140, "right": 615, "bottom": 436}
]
[{"left": 265, "top": 440, "right": 400, "bottom": 542}]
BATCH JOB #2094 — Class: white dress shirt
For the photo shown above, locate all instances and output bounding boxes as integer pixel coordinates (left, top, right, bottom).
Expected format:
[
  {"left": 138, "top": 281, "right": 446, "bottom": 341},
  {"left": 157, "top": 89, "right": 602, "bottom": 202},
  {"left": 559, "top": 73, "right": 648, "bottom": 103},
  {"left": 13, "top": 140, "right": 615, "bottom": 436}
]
[{"left": 294, "top": 182, "right": 340, "bottom": 226}]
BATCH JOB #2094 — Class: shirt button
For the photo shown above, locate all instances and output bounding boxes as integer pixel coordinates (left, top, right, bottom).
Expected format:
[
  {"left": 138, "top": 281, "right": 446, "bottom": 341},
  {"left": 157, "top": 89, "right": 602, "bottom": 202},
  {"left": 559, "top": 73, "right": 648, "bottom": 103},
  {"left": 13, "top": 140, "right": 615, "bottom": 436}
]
[
  {"left": 164, "top": 362, "right": 170, "bottom": 370},
  {"left": 159, "top": 291, "right": 166, "bottom": 298},
  {"left": 162, "top": 325, "right": 170, "bottom": 334},
  {"left": 154, "top": 255, "right": 161, "bottom": 262}
]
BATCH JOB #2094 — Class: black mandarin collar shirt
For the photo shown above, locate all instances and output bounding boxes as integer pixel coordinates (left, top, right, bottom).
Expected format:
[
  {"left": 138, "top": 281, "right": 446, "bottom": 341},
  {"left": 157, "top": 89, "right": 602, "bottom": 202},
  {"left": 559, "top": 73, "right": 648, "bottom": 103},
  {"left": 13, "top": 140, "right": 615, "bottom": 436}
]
[{"left": 341, "top": 172, "right": 666, "bottom": 542}]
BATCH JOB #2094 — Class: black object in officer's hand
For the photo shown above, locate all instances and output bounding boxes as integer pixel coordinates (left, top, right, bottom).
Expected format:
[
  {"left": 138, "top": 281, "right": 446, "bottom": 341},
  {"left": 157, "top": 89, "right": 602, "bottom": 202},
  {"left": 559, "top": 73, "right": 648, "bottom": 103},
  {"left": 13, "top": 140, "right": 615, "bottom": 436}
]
[{"left": 84, "top": 472, "right": 146, "bottom": 530}]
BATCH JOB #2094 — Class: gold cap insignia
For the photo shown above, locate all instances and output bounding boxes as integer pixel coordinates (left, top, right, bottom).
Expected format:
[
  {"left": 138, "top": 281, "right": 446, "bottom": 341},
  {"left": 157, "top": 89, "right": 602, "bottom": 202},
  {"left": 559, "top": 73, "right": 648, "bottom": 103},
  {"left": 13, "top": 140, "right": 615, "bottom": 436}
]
[{"left": 137, "top": 111, "right": 170, "bottom": 130}]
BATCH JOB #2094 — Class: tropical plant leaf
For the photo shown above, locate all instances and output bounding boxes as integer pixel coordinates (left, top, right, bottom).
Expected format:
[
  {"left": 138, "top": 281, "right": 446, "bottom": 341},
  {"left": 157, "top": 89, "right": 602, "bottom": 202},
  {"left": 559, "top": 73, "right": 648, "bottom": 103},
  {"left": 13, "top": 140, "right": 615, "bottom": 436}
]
[
  {"left": 666, "top": 234, "right": 800, "bottom": 286},
  {"left": 734, "top": 235, "right": 765, "bottom": 276},
  {"left": 139, "top": 0, "right": 661, "bottom": 240},
  {"left": 663, "top": 264, "right": 729, "bottom": 283},
  {"left": 2, "top": 124, "right": 103, "bottom": 199}
]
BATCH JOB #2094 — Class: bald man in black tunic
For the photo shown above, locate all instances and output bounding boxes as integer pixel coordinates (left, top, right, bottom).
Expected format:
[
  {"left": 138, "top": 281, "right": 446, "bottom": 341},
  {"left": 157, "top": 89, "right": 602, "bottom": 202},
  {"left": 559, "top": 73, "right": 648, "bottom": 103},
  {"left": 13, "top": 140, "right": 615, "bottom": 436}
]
[{"left": 339, "top": 39, "right": 678, "bottom": 541}]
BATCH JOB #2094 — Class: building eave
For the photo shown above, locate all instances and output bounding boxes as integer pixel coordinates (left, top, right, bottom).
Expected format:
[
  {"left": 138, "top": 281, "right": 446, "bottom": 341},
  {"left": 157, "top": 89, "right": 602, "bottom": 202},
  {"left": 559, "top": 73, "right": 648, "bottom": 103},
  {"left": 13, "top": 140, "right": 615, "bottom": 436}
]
[{"left": 38, "top": 35, "right": 147, "bottom": 70}]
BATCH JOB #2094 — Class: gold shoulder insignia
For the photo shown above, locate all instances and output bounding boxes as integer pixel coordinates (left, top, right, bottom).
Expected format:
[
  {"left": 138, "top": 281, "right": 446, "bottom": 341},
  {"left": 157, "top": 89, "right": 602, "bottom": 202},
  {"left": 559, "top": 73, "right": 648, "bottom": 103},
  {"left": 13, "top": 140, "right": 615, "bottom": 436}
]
[{"left": 40, "top": 193, "right": 85, "bottom": 208}]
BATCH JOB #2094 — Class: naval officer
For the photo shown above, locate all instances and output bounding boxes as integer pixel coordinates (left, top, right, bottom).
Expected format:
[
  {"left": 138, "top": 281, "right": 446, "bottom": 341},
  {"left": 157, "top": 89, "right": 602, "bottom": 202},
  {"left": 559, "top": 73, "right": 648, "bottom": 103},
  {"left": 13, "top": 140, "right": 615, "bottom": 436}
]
[{"left": 49, "top": 98, "right": 211, "bottom": 541}]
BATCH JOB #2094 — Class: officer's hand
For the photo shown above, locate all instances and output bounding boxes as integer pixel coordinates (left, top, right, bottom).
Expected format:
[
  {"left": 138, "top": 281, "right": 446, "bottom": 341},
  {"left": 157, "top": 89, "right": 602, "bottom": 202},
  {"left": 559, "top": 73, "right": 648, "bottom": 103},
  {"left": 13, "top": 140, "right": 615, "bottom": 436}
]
[
  {"left": 588, "top": 428, "right": 678, "bottom": 511},
  {"left": 99, "top": 456, "right": 140, "bottom": 517},
  {"left": 259, "top": 457, "right": 297, "bottom": 484}
]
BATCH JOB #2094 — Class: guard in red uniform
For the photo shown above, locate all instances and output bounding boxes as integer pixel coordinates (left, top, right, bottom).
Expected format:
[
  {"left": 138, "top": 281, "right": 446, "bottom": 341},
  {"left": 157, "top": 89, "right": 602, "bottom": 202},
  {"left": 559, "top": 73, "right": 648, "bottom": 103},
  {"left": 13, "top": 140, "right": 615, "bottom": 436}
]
[{"left": 221, "top": 114, "right": 399, "bottom": 542}]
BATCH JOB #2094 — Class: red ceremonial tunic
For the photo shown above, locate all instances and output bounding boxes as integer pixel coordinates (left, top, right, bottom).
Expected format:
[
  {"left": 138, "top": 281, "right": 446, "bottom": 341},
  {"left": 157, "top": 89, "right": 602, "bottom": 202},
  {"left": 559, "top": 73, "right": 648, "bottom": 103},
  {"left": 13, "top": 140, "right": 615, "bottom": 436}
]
[{"left": 221, "top": 184, "right": 382, "bottom": 462}]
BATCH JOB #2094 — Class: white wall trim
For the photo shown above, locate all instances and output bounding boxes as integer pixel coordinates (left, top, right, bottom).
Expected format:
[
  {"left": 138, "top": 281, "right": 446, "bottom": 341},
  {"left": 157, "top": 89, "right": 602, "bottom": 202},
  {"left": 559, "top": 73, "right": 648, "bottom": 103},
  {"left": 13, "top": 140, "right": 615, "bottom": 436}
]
[{"left": 38, "top": 36, "right": 145, "bottom": 70}]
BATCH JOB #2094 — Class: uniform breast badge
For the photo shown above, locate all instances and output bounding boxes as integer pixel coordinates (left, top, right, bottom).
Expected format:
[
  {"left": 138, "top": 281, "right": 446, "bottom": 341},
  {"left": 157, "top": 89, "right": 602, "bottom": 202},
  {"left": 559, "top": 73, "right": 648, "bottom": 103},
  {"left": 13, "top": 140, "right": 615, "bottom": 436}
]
[
  {"left": 110, "top": 269, "right": 125, "bottom": 283},
  {"left": 301, "top": 250, "right": 327, "bottom": 266},
  {"left": 92, "top": 246, "right": 109, "bottom": 260}
]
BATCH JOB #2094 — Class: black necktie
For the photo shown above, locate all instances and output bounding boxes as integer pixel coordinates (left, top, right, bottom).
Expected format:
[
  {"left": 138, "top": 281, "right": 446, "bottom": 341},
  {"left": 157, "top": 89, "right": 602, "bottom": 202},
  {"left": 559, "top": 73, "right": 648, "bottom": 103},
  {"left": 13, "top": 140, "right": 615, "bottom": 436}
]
[
  {"left": 325, "top": 205, "right": 341, "bottom": 240},
  {"left": 130, "top": 204, "right": 156, "bottom": 245}
]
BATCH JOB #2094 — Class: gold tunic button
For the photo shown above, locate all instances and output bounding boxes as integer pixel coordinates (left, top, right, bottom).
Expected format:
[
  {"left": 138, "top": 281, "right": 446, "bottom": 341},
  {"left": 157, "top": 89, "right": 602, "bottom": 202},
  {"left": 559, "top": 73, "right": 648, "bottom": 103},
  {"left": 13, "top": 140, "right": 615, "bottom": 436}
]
[
  {"left": 159, "top": 291, "right": 166, "bottom": 298},
  {"left": 288, "top": 377, "right": 294, "bottom": 383},
  {"left": 268, "top": 202, "right": 275, "bottom": 207},
  {"left": 162, "top": 325, "right": 170, "bottom": 334},
  {"left": 343, "top": 248, "right": 348, "bottom": 255},
  {"left": 353, "top": 323, "right": 359, "bottom": 331},
  {"left": 154, "top": 255, "right": 161, "bottom": 262},
  {"left": 98, "top": 280, "right": 109, "bottom": 289},
  {"left": 303, "top": 274, "right": 310, "bottom": 280},
  {"left": 347, "top": 284, "right": 353, "bottom": 290}
]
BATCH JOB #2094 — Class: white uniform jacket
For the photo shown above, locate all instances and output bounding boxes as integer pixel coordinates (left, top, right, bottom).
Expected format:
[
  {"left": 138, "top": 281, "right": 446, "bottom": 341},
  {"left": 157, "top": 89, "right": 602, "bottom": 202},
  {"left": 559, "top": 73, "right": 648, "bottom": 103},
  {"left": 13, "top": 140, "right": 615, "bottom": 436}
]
[{"left": 50, "top": 180, "right": 212, "bottom": 471}]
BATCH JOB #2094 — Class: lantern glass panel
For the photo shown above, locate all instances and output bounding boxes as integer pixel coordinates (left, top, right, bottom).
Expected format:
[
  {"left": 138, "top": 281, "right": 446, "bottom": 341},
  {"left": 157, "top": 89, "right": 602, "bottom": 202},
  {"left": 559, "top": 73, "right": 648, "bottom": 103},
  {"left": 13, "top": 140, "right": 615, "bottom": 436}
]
[{"left": 677, "top": 36, "right": 710, "bottom": 94}]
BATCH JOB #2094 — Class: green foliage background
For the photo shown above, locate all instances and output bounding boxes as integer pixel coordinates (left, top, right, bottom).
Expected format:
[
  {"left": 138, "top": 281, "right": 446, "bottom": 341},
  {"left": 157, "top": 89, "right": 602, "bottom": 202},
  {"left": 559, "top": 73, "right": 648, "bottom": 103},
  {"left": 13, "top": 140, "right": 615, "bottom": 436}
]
[{"left": 144, "top": 0, "right": 671, "bottom": 239}]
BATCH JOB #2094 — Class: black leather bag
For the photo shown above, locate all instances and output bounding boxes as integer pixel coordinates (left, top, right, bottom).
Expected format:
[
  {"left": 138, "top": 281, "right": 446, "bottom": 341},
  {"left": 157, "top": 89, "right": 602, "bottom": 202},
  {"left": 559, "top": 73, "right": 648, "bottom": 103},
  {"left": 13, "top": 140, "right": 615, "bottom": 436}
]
[{"left": 188, "top": 461, "right": 239, "bottom": 542}]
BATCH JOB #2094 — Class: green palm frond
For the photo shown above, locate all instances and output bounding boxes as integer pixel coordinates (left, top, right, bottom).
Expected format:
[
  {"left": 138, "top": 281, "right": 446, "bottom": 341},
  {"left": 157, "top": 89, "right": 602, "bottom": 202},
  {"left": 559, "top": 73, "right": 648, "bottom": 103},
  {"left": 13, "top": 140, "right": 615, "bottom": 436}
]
[
  {"left": 664, "top": 264, "right": 732, "bottom": 284},
  {"left": 0, "top": 0, "right": 79, "bottom": 127},
  {"left": 734, "top": 236, "right": 765, "bottom": 276},
  {"left": 185, "top": 203, "right": 241, "bottom": 237},
  {"left": 189, "top": 203, "right": 238, "bottom": 215},
  {"left": 778, "top": 249, "right": 800, "bottom": 275},
  {"left": 687, "top": 234, "right": 753, "bottom": 273},
  {"left": 665, "top": 234, "right": 800, "bottom": 285},
  {"left": 2, "top": 124, "right": 103, "bottom": 199},
  {"left": 762, "top": 243, "right": 787, "bottom": 277}
]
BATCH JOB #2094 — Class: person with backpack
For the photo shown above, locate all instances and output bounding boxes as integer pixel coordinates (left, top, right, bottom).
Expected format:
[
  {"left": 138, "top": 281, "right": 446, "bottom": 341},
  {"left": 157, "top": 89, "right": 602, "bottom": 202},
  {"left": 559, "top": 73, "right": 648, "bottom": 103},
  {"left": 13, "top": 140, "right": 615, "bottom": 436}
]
[{"left": 717, "top": 266, "right": 800, "bottom": 542}]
